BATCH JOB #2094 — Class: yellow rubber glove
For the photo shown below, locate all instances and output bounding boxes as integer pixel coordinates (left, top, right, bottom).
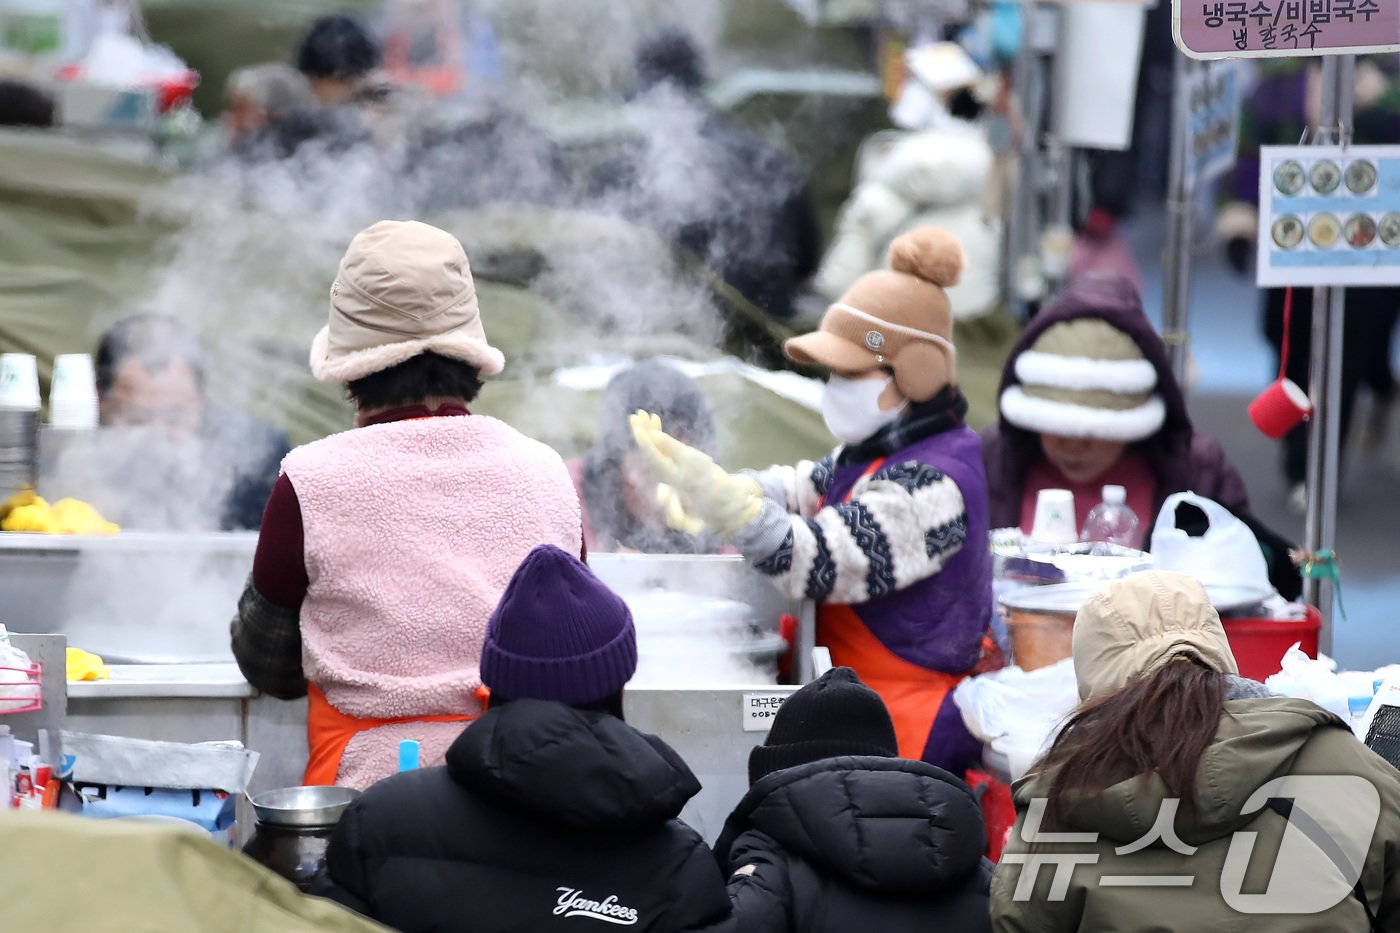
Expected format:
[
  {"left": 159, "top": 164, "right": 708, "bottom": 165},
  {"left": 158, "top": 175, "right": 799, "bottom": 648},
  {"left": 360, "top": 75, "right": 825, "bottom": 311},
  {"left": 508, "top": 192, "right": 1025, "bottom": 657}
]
[
  {"left": 629, "top": 410, "right": 763, "bottom": 537},
  {"left": 2, "top": 502, "right": 58, "bottom": 534},
  {"left": 66, "top": 647, "right": 110, "bottom": 682},
  {"left": 657, "top": 483, "right": 707, "bottom": 536},
  {"left": 0, "top": 487, "right": 41, "bottom": 523},
  {"left": 50, "top": 498, "right": 120, "bottom": 536}
]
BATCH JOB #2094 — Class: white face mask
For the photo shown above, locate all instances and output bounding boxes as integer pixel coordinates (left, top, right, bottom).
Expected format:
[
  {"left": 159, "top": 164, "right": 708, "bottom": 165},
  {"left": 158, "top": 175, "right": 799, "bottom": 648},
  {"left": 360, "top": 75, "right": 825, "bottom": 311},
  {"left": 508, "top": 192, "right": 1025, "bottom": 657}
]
[{"left": 820, "top": 374, "right": 908, "bottom": 444}]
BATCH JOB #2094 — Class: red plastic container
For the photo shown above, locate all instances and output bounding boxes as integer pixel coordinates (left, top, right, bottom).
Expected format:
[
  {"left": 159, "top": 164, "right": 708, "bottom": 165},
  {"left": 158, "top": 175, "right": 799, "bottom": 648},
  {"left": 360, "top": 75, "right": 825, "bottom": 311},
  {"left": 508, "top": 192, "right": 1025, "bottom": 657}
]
[
  {"left": 965, "top": 769, "right": 1017, "bottom": 862},
  {"left": 1222, "top": 606, "right": 1322, "bottom": 681}
]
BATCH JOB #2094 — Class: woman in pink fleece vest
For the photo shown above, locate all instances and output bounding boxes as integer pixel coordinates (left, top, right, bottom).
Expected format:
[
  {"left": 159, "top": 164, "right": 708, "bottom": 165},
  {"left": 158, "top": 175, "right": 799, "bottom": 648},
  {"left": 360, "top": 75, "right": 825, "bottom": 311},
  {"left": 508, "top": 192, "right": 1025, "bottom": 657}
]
[{"left": 231, "top": 220, "right": 583, "bottom": 790}]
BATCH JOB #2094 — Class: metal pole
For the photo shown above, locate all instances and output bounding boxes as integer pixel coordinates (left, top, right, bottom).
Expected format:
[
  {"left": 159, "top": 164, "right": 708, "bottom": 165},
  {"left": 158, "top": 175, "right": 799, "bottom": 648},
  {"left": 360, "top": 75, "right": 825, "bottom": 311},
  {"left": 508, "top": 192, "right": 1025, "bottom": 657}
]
[
  {"left": 1043, "top": 5, "right": 1074, "bottom": 297},
  {"left": 1007, "top": 1, "right": 1051, "bottom": 318},
  {"left": 1303, "top": 54, "right": 1354, "bottom": 654},
  {"left": 1003, "top": 4, "right": 1036, "bottom": 315},
  {"left": 1161, "top": 55, "right": 1196, "bottom": 386}
]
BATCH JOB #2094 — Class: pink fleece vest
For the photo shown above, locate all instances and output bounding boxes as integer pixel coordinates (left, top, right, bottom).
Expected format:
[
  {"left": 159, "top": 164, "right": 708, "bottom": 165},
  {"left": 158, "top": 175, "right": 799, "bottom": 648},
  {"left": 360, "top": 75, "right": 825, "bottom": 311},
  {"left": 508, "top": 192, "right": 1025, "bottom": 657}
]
[{"left": 282, "top": 416, "right": 581, "bottom": 787}]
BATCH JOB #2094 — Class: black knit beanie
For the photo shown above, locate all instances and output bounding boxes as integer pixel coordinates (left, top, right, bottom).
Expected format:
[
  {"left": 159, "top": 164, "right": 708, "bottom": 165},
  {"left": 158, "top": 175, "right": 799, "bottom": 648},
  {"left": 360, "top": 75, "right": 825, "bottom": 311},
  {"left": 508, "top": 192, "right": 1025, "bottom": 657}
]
[{"left": 748, "top": 667, "right": 898, "bottom": 785}]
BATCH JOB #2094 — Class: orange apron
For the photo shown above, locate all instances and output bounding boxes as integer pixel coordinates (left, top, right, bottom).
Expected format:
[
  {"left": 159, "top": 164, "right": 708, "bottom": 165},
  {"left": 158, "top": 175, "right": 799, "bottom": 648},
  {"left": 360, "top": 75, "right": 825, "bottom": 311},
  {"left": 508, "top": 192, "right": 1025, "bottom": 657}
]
[
  {"left": 817, "top": 605, "right": 965, "bottom": 760},
  {"left": 818, "top": 457, "right": 968, "bottom": 762},
  {"left": 303, "top": 683, "right": 486, "bottom": 786}
]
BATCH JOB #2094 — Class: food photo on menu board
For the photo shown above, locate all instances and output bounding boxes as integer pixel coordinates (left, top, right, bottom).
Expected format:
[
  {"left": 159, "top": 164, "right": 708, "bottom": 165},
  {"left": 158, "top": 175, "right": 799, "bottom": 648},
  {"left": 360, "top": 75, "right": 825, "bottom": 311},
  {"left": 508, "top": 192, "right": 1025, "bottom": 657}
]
[{"left": 1256, "top": 144, "right": 1400, "bottom": 287}]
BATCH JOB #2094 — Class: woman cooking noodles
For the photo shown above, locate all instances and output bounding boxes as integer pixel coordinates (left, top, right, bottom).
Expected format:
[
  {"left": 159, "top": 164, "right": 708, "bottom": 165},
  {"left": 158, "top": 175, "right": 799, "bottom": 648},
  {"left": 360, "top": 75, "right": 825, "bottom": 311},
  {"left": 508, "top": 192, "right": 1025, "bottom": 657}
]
[
  {"left": 631, "top": 227, "right": 991, "bottom": 773},
  {"left": 231, "top": 220, "right": 582, "bottom": 789}
]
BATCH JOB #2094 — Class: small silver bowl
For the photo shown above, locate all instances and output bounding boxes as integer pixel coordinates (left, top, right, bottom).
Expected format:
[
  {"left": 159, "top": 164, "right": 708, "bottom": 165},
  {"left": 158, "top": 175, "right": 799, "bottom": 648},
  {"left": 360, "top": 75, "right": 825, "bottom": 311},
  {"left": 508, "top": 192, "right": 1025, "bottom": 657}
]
[{"left": 249, "top": 785, "right": 360, "bottom": 828}]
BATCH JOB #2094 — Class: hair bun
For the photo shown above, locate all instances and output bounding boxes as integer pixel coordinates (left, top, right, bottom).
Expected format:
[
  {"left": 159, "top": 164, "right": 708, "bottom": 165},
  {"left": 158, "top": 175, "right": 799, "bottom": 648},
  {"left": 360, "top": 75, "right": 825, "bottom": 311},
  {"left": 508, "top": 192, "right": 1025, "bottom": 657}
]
[{"left": 887, "top": 226, "right": 966, "bottom": 288}]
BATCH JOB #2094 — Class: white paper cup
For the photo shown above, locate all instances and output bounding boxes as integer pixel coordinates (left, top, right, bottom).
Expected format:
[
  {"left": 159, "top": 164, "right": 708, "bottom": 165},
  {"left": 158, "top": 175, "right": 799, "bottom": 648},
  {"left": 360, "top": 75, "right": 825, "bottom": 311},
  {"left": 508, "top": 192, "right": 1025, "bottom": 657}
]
[
  {"left": 50, "top": 353, "right": 96, "bottom": 400},
  {"left": 0, "top": 354, "right": 41, "bottom": 410},
  {"left": 48, "top": 353, "right": 99, "bottom": 429},
  {"left": 1030, "top": 488, "right": 1078, "bottom": 546},
  {"left": 49, "top": 400, "right": 98, "bottom": 428}
]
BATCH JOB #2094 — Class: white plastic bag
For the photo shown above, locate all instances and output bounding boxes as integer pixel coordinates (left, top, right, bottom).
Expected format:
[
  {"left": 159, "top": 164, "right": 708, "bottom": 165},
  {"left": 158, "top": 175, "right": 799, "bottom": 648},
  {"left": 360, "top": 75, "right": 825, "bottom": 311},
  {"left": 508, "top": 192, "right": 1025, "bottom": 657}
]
[
  {"left": 954, "top": 658, "right": 1079, "bottom": 780},
  {"left": 1265, "top": 643, "right": 1400, "bottom": 720},
  {"left": 0, "top": 625, "right": 39, "bottom": 711},
  {"left": 1151, "top": 491, "right": 1270, "bottom": 592},
  {"left": 81, "top": 33, "right": 188, "bottom": 85}
]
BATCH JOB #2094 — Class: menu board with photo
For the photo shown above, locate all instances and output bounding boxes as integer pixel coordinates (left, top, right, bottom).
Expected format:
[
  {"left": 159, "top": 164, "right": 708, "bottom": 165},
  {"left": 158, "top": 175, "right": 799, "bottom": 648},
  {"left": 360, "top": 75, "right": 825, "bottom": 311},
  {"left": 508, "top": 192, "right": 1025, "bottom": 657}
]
[{"left": 1256, "top": 144, "right": 1400, "bottom": 287}]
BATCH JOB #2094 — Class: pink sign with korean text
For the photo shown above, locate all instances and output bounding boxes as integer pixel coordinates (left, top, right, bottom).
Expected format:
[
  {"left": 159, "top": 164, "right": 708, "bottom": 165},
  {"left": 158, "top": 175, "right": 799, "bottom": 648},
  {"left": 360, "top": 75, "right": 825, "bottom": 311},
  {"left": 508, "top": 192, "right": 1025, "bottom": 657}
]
[{"left": 1174, "top": 0, "right": 1400, "bottom": 59}]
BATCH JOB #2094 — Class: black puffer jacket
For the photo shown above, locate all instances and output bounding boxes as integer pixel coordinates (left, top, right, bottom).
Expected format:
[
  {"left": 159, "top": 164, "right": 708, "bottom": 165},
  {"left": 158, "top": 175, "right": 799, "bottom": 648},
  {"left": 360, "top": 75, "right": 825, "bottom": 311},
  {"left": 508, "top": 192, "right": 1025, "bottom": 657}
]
[
  {"left": 713, "top": 757, "right": 992, "bottom": 933},
  {"left": 319, "top": 700, "right": 734, "bottom": 933}
]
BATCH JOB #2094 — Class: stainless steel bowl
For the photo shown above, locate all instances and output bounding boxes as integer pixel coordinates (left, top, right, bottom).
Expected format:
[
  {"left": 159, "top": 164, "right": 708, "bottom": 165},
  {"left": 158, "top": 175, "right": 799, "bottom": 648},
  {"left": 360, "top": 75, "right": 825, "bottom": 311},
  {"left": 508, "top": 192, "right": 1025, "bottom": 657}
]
[{"left": 249, "top": 785, "right": 360, "bottom": 828}]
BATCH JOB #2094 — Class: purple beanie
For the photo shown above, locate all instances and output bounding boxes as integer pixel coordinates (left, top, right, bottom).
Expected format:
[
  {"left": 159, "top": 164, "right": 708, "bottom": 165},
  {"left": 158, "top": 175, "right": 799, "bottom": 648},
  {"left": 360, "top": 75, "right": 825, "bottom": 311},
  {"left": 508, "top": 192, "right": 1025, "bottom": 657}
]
[{"left": 480, "top": 545, "right": 638, "bottom": 706}]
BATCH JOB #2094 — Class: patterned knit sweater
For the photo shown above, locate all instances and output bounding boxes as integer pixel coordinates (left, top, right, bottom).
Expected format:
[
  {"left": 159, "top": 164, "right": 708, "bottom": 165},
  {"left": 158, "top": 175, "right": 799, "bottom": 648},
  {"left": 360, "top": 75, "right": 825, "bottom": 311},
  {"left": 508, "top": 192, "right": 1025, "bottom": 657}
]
[{"left": 732, "top": 453, "right": 968, "bottom": 604}]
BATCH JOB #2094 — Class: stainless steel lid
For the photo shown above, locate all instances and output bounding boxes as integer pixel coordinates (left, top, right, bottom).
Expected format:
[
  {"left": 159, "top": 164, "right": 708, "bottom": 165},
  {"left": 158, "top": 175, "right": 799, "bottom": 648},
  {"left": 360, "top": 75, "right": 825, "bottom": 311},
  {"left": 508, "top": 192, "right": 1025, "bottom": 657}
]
[
  {"left": 250, "top": 785, "right": 360, "bottom": 827},
  {"left": 1000, "top": 581, "right": 1274, "bottom": 616}
]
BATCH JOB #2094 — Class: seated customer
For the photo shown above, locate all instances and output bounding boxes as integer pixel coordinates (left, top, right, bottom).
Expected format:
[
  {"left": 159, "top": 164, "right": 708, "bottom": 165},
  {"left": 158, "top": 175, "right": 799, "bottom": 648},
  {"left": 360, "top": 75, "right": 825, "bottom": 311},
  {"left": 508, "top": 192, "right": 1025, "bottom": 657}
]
[
  {"left": 575, "top": 360, "right": 723, "bottom": 554},
  {"left": 223, "top": 63, "right": 315, "bottom": 151},
  {"left": 42, "top": 315, "right": 288, "bottom": 530},
  {"left": 716, "top": 666, "right": 992, "bottom": 933},
  {"left": 983, "top": 274, "right": 1247, "bottom": 542},
  {"left": 318, "top": 545, "right": 734, "bottom": 933},
  {"left": 992, "top": 572, "right": 1400, "bottom": 931}
]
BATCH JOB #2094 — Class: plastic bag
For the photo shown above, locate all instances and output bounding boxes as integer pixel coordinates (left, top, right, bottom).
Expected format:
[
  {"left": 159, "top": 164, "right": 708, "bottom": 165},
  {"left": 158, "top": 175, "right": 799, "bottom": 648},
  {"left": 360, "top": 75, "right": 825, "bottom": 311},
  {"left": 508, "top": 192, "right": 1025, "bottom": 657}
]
[
  {"left": 0, "top": 626, "right": 39, "bottom": 711},
  {"left": 954, "top": 658, "right": 1079, "bottom": 781},
  {"left": 81, "top": 33, "right": 188, "bottom": 86},
  {"left": 1151, "top": 491, "right": 1271, "bottom": 592},
  {"left": 1264, "top": 643, "right": 1400, "bottom": 720}
]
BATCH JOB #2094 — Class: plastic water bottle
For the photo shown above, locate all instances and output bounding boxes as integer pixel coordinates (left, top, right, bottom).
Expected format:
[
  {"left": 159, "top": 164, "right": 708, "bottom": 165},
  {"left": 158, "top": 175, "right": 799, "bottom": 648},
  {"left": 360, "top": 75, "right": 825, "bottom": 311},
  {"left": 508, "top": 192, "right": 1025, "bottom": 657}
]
[{"left": 1080, "top": 485, "right": 1140, "bottom": 547}]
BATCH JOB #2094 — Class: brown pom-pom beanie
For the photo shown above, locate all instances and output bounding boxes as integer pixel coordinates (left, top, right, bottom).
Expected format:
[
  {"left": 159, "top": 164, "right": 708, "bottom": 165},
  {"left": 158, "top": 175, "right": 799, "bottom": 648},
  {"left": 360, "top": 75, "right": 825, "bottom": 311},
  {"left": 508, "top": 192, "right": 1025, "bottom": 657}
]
[{"left": 785, "top": 226, "right": 964, "bottom": 403}]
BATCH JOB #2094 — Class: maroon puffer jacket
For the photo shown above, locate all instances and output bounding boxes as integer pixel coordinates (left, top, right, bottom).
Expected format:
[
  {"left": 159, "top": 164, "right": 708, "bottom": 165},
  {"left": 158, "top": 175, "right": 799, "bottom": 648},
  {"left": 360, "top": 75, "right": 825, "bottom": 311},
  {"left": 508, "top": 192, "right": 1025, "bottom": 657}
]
[{"left": 981, "top": 273, "right": 1250, "bottom": 532}]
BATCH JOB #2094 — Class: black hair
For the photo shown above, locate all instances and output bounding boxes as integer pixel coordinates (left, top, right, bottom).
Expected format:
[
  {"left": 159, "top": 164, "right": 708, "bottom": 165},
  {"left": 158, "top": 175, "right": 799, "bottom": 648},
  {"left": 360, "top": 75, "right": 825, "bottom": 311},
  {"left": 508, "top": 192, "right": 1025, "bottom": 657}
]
[
  {"left": 95, "top": 315, "right": 207, "bottom": 396},
  {"left": 948, "top": 87, "right": 985, "bottom": 122},
  {"left": 633, "top": 28, "right": 706, "bottom": 95},
  {"left": 296, "top": 14, "right": 381, "bottom": 81},
  {"left": 0, "top": 78, "right": 55, "bottom": 128},
  {"left": 489, "top": 692, "right": 626, "bottom": 721},
  {"left": 345, "top": 352, "right": 483, "bottom": 411}
]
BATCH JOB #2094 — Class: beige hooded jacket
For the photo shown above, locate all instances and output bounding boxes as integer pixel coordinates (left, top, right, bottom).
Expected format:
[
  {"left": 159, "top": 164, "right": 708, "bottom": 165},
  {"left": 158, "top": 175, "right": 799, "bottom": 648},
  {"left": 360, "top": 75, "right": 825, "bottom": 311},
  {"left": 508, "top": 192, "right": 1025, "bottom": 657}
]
[{"left": 991, "top": 572, "right": 1400, "bottom": 932}]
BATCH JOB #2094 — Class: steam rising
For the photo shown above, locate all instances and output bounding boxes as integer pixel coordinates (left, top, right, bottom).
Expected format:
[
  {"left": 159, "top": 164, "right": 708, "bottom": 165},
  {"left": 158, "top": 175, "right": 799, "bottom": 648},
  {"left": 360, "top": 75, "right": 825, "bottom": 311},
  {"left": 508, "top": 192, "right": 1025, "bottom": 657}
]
[{"left": 31, "top": 2, "right": 813, "bottom": 677}]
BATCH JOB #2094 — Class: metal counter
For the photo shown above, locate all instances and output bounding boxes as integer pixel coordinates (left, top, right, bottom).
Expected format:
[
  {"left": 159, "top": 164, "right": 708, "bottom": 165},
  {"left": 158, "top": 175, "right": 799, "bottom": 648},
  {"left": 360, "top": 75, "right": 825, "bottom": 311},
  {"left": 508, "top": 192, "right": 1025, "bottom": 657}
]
[
  {"left": 62, "top": 663, "right": 797, "bottom": 841},
  {"left": 3, "top": 539, "right": 815, "bottom": 837}
]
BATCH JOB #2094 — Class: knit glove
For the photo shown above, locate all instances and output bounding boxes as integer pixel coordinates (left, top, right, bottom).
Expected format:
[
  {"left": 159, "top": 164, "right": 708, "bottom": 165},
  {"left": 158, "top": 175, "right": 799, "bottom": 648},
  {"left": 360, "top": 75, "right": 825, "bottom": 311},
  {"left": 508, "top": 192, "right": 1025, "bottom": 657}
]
[{"left": 629, "top": 411, "right": 764, "bottom": 537}]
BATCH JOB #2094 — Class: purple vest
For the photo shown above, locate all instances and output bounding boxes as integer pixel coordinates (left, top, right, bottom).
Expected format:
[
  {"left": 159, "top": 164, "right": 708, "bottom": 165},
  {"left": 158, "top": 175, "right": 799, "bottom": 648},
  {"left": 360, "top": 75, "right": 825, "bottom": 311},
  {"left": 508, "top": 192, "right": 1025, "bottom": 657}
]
[{"left": 826, "top": 425, "right": 992, "bottom": 673}]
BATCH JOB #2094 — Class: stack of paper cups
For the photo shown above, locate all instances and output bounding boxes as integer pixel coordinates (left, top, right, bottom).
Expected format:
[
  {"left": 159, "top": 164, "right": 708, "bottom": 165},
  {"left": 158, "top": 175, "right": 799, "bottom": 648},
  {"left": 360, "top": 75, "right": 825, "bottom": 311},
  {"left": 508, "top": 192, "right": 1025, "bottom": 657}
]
[
  {"left": 0, "top": 354, "right": 41, "bottom": 497},
  {"left": 0, "top": 354, "right": 40, "bottom": 411},
  {"left": 1030, "top": 488, "right": 1078, "bottom": 546},
  {"left": 48, "top": 353, "right": 99, "bottom": 430}
]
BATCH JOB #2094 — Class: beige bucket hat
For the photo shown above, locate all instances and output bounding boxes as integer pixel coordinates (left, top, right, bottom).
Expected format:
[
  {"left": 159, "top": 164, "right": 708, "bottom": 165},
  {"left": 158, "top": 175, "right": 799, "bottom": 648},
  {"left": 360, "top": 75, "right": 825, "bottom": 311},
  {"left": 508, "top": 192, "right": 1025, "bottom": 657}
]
[
  {"left": 1072, "top": 571, "right": 1239, "bottom": 701},
  {"left": 310, "top": 220, "right": 505, "bottom": 384}
]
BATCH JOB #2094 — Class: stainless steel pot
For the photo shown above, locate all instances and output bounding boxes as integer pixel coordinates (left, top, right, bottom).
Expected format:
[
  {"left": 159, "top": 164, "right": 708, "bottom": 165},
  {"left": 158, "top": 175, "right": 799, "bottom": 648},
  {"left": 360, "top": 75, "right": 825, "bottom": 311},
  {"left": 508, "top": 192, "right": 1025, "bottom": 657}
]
[
  {"left": 249, "top": 785, "right": 360, "bottom": 827},
  {"left": 0, "top": 531, "right": 256, "bottom": 662},
  {"left": 243, "top": 785, "right": 360, "bottom": 891}
]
